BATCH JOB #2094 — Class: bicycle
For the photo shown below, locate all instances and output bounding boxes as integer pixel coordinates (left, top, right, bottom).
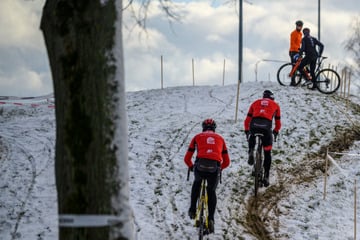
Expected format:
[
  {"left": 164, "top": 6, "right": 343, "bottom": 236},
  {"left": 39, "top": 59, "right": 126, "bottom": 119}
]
[
  {"left": 253, "top": 133, "right": 265, "bottom": 197},
  {"left": 196, "top": 179, "right": 209, "bottom": 239},
  {"left": 277, "top": 56, "right": 341, "bottom": 94},
  {"left": 187, "top": 169, "right": 210, "bottom": 239},
  {"left": 251, "top": 132, "right": 277, "bottom": 196}
]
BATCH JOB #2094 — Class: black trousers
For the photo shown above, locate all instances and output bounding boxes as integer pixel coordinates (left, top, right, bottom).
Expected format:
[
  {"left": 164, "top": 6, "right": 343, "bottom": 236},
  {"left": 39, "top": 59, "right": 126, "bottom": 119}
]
[
  {"left": 299, "top": 56, "right": 317, "bottom": 82},
  {"left": 248, "top": 127, "right": 272, "bottom": 176},
  {"left": 190, "top": 167, "right": 220, "bottom": 221}
]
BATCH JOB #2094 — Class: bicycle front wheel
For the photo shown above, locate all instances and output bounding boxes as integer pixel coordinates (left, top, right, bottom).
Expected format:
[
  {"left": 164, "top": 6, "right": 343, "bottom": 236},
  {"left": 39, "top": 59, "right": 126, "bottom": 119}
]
[
  {"left": 315, "top": 69, "right": 341, "bottom": 94},
  {"left": 198, "top": 205, "right": 204, "bottom": 240},
  {"left": 277, "top": 63, "right": 302, "bottom": 86}
]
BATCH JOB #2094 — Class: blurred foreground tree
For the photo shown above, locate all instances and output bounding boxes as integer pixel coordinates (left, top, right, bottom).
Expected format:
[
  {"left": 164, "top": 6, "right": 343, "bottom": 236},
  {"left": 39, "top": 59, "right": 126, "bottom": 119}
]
[
  {"left": 345, "top": 17, "right": 360, "bottom": 89},
  {"left": 40, "top": 1, "right": 135, "bottom": 239}
]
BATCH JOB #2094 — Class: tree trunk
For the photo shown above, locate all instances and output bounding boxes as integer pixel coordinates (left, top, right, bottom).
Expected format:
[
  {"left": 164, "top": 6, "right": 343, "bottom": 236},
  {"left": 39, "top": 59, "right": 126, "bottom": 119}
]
[{"left": 40, "top": 1, "right": 134, "bottom": 239}]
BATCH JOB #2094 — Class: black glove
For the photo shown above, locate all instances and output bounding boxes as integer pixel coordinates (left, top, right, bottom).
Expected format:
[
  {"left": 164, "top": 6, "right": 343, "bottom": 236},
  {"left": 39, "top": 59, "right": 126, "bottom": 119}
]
[
  {"left": 272, "top": 130, "right": 278, "bottom": 141},
  {"left": 189, "top": 165, "right": 194, "bottom": 172},
  {"left": 245, "top": 130, "right": 250, "bottom": 139}
]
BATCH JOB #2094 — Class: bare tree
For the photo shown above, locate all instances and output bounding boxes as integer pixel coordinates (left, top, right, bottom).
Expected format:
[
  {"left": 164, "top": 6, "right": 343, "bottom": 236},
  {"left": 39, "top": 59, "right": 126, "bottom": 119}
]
[
  {"left": 345, "top": 17, "right": 360, "bottom": 84},
  {"left": 40, "top": 1, "right": 134, "bottom": 239}
]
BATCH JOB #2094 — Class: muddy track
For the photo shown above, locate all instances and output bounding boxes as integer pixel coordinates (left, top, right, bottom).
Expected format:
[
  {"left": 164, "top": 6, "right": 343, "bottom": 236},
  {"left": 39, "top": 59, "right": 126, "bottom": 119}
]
[{"left": 244, "top": 123, "right": 360, "bottom": 240}]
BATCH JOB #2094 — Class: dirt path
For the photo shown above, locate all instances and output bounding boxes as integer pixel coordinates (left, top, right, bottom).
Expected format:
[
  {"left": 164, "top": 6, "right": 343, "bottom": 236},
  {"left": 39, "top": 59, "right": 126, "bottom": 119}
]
[{"left": 244, "top": 124, "right": 360, "bottom": 240}]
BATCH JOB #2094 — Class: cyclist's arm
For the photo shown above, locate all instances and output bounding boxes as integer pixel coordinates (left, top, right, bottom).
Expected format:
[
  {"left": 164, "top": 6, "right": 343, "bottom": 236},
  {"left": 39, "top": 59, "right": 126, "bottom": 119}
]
[
  {"left": 184, "top": 137, "right": 196, "bottom": 168},
  {"left": 220, "top": 142, "right": 230, "bottom": 170},
  {"left": 315, "top": 38, "right": 324, "bottom": 56},
  {"left": 274, "top": 105, "right": 281, "bottom": 132},
  {"left": 244, "top": 104, "right": 254, "bottom": 131}
]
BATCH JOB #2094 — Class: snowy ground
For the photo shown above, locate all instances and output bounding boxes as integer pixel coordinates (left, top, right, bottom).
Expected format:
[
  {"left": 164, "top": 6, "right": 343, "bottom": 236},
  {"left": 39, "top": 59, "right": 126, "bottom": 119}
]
[{"left": 1, "top": 82, "right": 360, "bottom": 240}]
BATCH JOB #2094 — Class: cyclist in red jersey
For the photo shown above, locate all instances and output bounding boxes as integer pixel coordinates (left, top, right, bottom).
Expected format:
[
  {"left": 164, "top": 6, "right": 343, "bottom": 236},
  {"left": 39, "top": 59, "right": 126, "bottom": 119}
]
[
  {"left": 244, "top": 90, "right": 281, "bottom": 187},
  {"left": 184, "top": 119, "right": 230, "bottom": 233}
]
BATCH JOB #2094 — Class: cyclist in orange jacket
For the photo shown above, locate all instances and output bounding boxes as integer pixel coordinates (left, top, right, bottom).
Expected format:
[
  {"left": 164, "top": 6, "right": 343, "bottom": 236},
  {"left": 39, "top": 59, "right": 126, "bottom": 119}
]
[
  {"left": 184, "top": 119, "right": 230, "bottom": 233},
  {"left": 289, "top": 20, "right": 303, "bottom": 64},
  {"left": 289, "top": 20, "right": 303, "bottom": 86},
  {"left": 244, "top": 90, "right": 281, "bottom": 187}
]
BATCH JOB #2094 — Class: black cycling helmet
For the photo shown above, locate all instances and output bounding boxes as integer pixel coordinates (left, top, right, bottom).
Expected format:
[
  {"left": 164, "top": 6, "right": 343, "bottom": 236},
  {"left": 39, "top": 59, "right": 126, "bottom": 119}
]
[
  {"left": 263, "top": 90, "right": 274, "bottom": 100},
  {"left": 296, "top": 20, "right": 303, "bottom": 26},
  {"left": 202, "top": 118, "right": 217, "bottom": 131},
  {"left": 303, "top": 27, "right": 310, "bottom": 36}
]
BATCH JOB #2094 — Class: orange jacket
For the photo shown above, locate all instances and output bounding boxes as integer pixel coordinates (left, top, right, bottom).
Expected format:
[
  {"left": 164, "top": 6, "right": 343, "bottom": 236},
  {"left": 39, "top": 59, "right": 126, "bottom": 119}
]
[
  {"left": 289, "top": 29, "right": 302, "bottom": 52},
  {"left": 184, "top": 130, "right": 230, "bottom": 170},
  {"left": 244, "top": 98, "right": 281, "bottom": 132}
]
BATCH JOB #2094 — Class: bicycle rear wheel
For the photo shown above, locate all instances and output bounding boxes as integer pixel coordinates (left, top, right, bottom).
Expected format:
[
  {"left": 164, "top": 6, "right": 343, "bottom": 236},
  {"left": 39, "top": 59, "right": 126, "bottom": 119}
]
[
  {"left": 254, "top": 142, "right": 263, "bottom": 196},
  {"left": 277, "top": 63, "right": 302, "bottom": 86},
  {"left": 315, "top": 68, "right": 341, "bottom": 94}
]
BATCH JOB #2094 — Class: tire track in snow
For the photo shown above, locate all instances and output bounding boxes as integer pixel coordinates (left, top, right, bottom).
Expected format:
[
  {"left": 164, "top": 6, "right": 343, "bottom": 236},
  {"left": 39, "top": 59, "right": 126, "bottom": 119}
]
[
  {"left": 142, "top": 87, "right": 239, "bottom": 238},
  {"left": 0, "top": 107, "right": 56, "bottom": 240},
  {"left": 0, "top": 133, "right": 37, "bottom": 240}
]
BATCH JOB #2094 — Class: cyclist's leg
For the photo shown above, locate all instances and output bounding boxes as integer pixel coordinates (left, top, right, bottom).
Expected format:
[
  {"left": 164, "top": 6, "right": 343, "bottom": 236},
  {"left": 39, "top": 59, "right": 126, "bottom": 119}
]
[
  {"left": 309, "top": 59, "right": 317, "bottom": 87},
  {"left": 206, "top": 171, "right": 219, "bottom": 221},
  {"left": 247, "top": 129, "right": 256, "bottom": 165},
  {"left": 189, "top": 168, "right": 202, "bottom": 218},
  {"left": 298, "top": 56, "right": 311, "bottom": 80},
  {"left": 289, "top": 51, "right": 298, "bottom": 65},
  {"left": 262, "top": 129, "right": 273, "bottom": 187},
  {"left": 205, "top": 170, "right": 219, "bottom": 233},
  {"left": 248, "top": 129, "right": 256, "bottom": 150}
]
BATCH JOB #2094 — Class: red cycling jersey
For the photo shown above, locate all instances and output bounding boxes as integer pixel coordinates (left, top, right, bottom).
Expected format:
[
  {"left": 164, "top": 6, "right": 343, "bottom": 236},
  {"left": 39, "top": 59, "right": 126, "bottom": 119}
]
[
  {"left": 184, "top": 130, "right": 230, "bottom": 170},
  {"left": 244, "top": 98, "right": 281, "bottom": 132}
]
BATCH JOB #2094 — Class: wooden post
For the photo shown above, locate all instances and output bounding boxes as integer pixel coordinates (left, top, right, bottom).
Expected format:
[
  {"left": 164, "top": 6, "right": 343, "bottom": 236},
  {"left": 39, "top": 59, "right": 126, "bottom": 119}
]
[
  {"left": 355, "top": 178, "right": 357, "bottom": 240},
  {"left": 340, "top": 68, "right": 344, "bottom": 95},
  {"left": 222, "top": 59, "right": 226, "bottom": 86},
  {"left": 343, "top": 69, "right": 347, "bottom": 98},
  {"left": 192, "top": 58, "right": 195, "bottom": 86},
  {"left": 347, "top": 70, "right": 351, "bottom": 99},
  {"left": 234, "top": 82, "right": 241, "bottom": 123},
  {"left": 161, "top": 55, "right": 164, "bottom": 89},
  {"left": 324, "top": 148, "right": 328, "bottom": 200}
]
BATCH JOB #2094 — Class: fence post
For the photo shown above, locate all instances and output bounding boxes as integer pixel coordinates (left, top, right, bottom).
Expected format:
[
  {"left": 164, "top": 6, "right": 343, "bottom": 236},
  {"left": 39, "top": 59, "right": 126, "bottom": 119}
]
[
  {"left": 341, "top": 68, "right": 344, "bottom": 96},
  {"left": 347, "top": 70, "right": 351, "bottom": 100},
  {"left": 324, "top": 148, "right": 328, "bottom": 200},
  {"left": 354, "top": 179, "right": 357, "bottom": 240},
  {"left": 161, "top": 55, "right": 164, "bottom": 89},
  {"left": 343, "top": 69, "right": 347, "bottom": 98},
  {"left": 192, "top": 58, "right": 195, "bottom": 86},
  {"left": 222, "top": 59, "right": 226, "bottom": 86}
]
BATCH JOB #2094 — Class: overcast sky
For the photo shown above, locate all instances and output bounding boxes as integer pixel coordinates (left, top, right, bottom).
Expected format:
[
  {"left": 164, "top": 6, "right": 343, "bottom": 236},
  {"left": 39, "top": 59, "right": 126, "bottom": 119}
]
[{"left": 0, "top": 0, "right": 359, "bottom": 96}]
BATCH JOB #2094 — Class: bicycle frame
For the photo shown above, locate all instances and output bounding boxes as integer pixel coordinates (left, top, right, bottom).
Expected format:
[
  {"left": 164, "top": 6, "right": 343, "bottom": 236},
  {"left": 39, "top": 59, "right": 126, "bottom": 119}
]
[
  {"left": 195, "top": 179, "right": 209, "bottom": 239},
  {"left": 289, "top": 56, "right": 326, "bottom": 79},
  {"left": 186, "top": 170, "right": 210, "bottom": 239}
]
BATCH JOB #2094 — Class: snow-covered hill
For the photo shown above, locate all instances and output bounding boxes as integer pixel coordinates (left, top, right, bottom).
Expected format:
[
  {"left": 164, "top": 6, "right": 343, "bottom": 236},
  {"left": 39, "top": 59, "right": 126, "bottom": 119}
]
[{"left": 1, "top": 82, "right": 360, "bottom": 240}]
